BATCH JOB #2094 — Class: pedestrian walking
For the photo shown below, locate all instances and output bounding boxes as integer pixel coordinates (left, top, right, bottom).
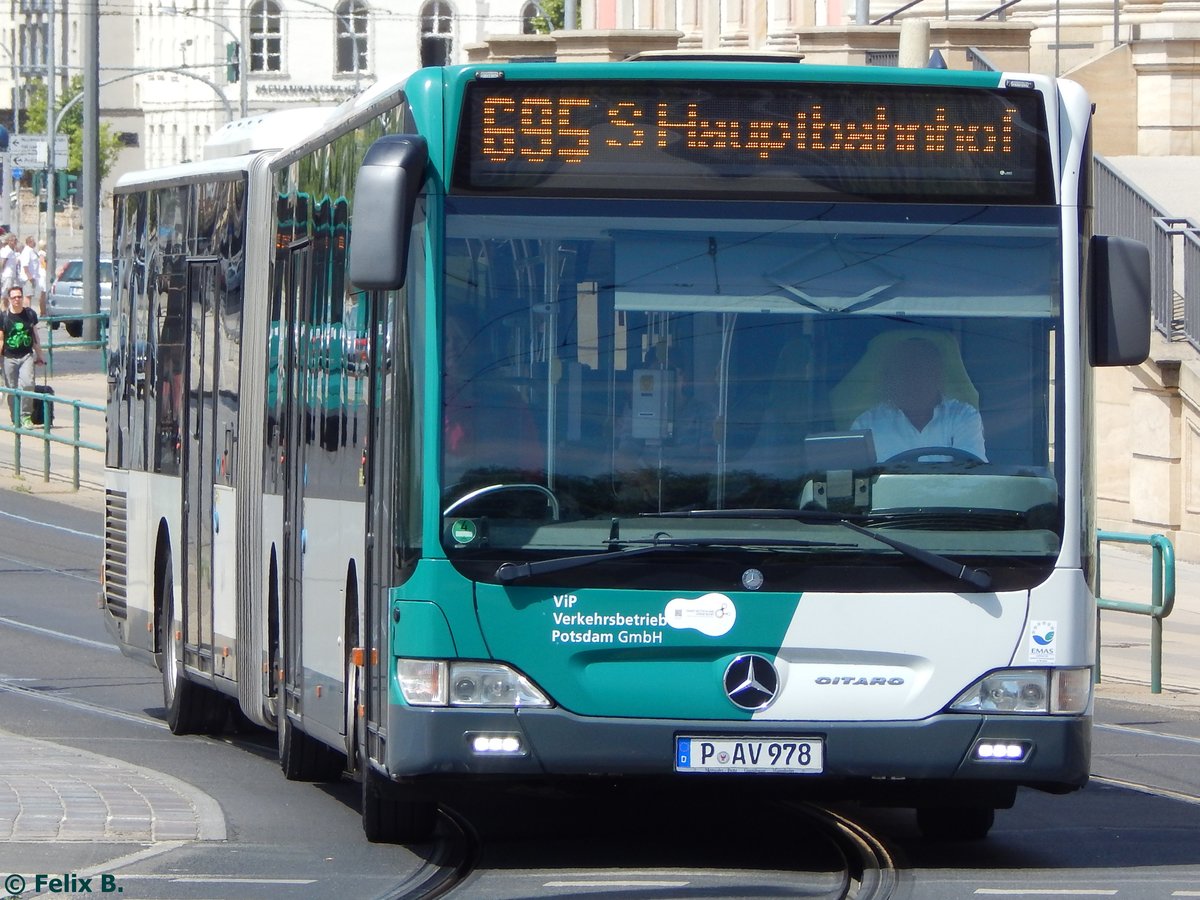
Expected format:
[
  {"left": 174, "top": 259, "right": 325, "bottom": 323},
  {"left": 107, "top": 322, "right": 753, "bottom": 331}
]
[
  {"left": 0, "top": 285, "right": 46, "bottom": 427},
  {"left": 0, "top": 234, "right": 20, "bottom": 308},
  {"left": 19, "top": 236, "right": 39, "bottom": 300},
  {"left": 35, "top": 241, "right": 48, "bottom": 317}
]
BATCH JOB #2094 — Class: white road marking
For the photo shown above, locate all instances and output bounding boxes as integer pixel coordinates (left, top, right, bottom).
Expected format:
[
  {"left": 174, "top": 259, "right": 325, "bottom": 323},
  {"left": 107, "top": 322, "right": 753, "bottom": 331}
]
[
  {"left": 1096, "top": 722, "right": 1200, "bottom": 747},
  {"left": 0, "top": 615, "right": 118, "bottom": 652},
  {"left": 0, "top": 508, "right": 101, "bottom": 540},
  {"left": 544, "top": 881, "right": 690, "bottom": 889},
  {"left": 974, "top": 890, "right": 1118, "bottom": 896},
  {"left": 0, "top": 673, "right": 168, "bottom": 730},
  {"left": 79, "top": 842, "right": 187, "bottom": 878}
]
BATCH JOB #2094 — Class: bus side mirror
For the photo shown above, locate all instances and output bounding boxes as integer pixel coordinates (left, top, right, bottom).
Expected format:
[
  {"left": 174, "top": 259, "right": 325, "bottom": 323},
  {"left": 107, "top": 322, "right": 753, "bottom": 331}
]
[
  {"left": 1089, "top": 234, "right": 1151, "bottom": 367},
  {"left": 348, "top": 135, "right": 429, "bottom": 291}
]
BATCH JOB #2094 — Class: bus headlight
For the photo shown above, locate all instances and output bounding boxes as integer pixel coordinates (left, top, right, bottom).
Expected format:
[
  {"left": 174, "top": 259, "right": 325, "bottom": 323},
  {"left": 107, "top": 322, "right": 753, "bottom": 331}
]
[
  {"left": 949, "top": 667, "right": 1091, "bottom": 715},
  {"left": 397, "top": 659, "right": 552, "bottom": 708}
]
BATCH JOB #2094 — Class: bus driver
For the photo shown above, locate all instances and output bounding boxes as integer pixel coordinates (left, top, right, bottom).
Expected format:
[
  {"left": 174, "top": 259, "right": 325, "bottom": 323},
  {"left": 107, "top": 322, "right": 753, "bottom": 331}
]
[{"left": 851, "top": 336, "right": 987, "bottom": 462}]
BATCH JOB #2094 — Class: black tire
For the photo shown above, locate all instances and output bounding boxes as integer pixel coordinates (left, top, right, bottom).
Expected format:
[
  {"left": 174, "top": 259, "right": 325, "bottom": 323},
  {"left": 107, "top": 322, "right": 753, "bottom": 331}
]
[
  {"left": 277, "top": 694, "right": 346, "bottom": 782},
  {"left": 65, "top": 320, "right": 82, "bottom": 338},
  {"left": 916, "top": 805, "right": 995, "bottom": 841},
  {"left": 345, "top": 644, "right": 360, "bottom": 765},
  {"left": 159, "top": 558, "right": 227, "bottom": 735},
  {"left": 361, "top": 762, "right": 437, "bottom": 844}
]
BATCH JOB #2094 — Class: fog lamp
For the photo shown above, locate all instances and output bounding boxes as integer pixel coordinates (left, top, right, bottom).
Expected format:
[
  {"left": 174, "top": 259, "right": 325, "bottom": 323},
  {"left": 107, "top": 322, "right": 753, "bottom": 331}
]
[
  {"left": 467, "top": 732, "right": 525, "bottom": 755},
  {"left": 974, "top": 740, "right": 1031, "bottom": 761}
]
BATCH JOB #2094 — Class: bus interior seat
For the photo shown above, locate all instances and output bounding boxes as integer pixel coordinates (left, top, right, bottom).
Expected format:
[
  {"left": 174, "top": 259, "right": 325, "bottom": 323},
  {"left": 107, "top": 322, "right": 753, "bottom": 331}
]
[
  {"left": 971, "top": 369, "right": 1045, "bottom": 467},
  {"left": 828, "top": 328, "right": 980, "bottom": 432}
]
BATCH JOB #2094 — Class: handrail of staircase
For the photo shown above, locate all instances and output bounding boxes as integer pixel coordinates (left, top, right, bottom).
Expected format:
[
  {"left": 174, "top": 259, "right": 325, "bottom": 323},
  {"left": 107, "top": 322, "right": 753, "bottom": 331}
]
[
  {"left": 871, "top": 0, "right": 929, "bottom": 26},
  {"left": 976, "top": 0, "right": 1021, "bottom": 21}
]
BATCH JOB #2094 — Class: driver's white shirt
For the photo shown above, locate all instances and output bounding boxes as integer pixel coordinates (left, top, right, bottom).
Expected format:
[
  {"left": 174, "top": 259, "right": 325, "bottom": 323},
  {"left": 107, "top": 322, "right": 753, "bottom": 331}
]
[{"left": 852, "top": 397, "right": 987, "bottom": 462}]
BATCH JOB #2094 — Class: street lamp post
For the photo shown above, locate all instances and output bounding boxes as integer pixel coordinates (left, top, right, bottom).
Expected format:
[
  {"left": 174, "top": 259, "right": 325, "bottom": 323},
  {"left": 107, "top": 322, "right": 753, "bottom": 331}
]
[
  {"left": 0, "top": 42, "right": 20, "bottom": 234},
  {"left": 82, "top": 0, "right": 98, "bottom": 343},
  {"left": 45, "top": 0, "right": 57, "bottom": 288},
  {"left": 164, "top": 2, "right": 248, "bottom": 118}
]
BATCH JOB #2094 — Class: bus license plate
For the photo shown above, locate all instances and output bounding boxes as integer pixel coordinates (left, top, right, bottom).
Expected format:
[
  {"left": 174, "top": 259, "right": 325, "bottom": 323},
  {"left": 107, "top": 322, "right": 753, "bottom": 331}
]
[{"left": 675, "top": 736, "right": 824, "bottom": 774}]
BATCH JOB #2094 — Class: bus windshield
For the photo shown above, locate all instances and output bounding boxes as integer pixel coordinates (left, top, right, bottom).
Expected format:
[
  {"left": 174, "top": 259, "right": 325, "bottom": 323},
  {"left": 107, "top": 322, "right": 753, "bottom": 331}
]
[{"left": 438, "top": 197, "right": 1063, "bottom": 590}]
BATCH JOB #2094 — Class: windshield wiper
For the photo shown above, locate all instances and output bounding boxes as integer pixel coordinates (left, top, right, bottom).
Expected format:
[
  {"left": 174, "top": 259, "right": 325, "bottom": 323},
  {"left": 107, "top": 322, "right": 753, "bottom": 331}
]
[
  {"left": 835, "top": 519, "right": 993, "bottom": 590},
  {"left": 496, "top": 543, "right": 682, "bottom": 583},
  {"left": 494, "top": 535, "right": 848, "bottom": 584},
  {"left": 648, "top": 509, "right": 993, "bottom": 591}
]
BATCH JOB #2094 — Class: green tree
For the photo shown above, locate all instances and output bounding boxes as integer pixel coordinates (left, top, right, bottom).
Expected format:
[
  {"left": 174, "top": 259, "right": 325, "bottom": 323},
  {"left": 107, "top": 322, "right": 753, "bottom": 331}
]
[
  {"left": 528, "top": 0, "right": 564, "bottom": 33},
  {"left": 22, "top": 75, "right": 123, "bottom": 187}
]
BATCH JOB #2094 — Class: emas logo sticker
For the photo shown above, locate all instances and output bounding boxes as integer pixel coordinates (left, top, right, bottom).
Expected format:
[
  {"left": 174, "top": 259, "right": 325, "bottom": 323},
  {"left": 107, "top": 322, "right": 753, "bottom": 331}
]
[
  {"left": 1028, "top": 620, "right": 1057, "bottom": 663},
  {"left": 665, "top": 593, "right": 737, "bottom": 637}
]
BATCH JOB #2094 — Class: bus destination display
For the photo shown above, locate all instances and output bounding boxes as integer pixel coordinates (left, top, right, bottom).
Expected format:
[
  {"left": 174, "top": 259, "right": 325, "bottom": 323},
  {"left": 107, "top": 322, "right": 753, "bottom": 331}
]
[{"left": 453, "top": 79, "right": 1051, "bottom": 201}]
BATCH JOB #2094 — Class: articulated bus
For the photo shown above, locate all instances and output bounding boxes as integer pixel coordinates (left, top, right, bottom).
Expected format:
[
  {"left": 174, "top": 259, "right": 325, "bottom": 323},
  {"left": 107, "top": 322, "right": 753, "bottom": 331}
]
[{"left": 103, "top": 61, "right": 1151, "bottom": 842}]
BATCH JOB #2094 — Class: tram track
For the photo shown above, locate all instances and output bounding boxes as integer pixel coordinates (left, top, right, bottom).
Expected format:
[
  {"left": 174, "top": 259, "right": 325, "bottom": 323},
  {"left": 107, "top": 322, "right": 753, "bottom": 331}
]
[
  {"left": 788, "top": 802, "right": 901, "bottom": 900},
  {"left": 1092, "top": 774, "right": 1200, "bottom": 806},
  {"left": 398, "top": 791, "right": 902, "bottom": 899},
  {"left": 0, "top": 549, "right": 101, "bottom": 584},
  {"left": 380, "top": 806, "right": 481, "bottom": 900}
]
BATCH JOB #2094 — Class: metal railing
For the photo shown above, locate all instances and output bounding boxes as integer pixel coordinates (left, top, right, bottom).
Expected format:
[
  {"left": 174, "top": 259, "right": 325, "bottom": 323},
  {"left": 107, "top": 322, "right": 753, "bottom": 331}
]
[
  {"left": 41, "top": 312, "right": 109, "bottom": 375},
  {"left": 964, "top": 47, "right": 999, "bottom": 71},
  {"left": 870, "top": 0, "right": 1021, "bottom": 25},
  {"left": 1094, "top": 156, "right": 1200, "bottom": 349},
  {"left": 1094, "top": 530, "right": 1176, "bottom": 693},
  {"left": 0, "top": 384, "right": 104, "bottom": 490},
  {"left": 1185, "top": 226, "right": 1200, "bottom": 345}
]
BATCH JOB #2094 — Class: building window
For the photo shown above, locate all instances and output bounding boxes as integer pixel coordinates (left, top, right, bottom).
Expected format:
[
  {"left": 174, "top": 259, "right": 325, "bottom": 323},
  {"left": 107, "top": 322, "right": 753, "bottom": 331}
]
[
  {"left": 336, "top": 0, "right": 369, "bottom": 74},
  {"left": 249, "top": 0, "right": 282, "bottom": 73},
  {"left": 521, "top": 2, "right": 540, "bottom": 34},
  {"left": 420, "top": 1, "right": 453, "bottom": 67}
]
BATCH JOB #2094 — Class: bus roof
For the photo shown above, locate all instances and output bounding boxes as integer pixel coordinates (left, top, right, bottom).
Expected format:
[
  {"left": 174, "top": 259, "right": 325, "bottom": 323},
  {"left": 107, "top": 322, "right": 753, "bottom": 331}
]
[
  {"left": 113, "top": 153, "right": 264, "bottom": 192},
  {"left": 204, "top": 106, "right": 336, "bottom": 160}
]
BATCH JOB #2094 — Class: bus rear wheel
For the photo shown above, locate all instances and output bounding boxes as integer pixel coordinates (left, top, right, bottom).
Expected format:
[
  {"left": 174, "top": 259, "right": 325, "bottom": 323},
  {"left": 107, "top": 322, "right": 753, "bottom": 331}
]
[
  {"left": 361, "top": 763, "right": 437, "bottom": 844},
  {"left": 159, "top": 560, "right": 227, "bottom": 735},
  {"left": 277, "top": 701, "right": 345, "bottom": 782},
  {"left": 916, "top": 805, "right": 995, "bottom": 841}
]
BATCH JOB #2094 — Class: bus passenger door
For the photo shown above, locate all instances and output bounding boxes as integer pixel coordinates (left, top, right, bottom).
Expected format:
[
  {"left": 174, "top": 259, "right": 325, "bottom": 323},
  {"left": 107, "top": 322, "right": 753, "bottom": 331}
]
[
  {"left": 182, "top": 260, "right": 220, "bottom": 680},
  {"left": 280, "top": 243, "right": 311, "bottom": 720}
]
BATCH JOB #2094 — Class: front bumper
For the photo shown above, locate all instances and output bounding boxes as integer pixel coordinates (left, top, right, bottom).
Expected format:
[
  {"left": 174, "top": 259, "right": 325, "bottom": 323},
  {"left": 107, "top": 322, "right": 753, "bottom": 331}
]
[{"left": 384, "top": 702, "right": 1089, "bottom": 795}]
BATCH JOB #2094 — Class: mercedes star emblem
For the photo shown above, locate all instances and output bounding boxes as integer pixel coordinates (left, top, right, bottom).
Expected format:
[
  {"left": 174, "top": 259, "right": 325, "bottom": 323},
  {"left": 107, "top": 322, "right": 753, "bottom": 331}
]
[{"left": 724, "top": 654, "right": 780, "bottom": 711}]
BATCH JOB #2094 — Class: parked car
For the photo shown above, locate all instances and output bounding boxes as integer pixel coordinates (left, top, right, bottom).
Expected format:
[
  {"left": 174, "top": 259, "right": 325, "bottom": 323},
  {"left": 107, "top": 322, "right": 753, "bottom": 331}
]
[{"left": 48, "top": 257, "right": 113, "bottom": 337}]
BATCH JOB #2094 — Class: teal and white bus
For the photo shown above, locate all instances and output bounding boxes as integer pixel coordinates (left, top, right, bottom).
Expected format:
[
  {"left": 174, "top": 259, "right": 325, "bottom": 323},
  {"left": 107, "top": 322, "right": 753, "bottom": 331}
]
[{"left": 103, "top": 61, "right": 1150, "bottom": 843}]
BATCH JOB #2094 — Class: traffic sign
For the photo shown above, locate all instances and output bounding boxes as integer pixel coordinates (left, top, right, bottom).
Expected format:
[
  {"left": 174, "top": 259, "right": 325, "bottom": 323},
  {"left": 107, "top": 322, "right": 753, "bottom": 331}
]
[{"left": 9, "top": 134, "right": 69, "bottom": 169}]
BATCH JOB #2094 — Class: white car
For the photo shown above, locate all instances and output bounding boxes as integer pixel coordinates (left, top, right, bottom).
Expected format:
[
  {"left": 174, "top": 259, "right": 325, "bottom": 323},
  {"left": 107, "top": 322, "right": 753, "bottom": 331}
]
[{"left": 48, "top": 257, "right": 113, "bottom": 337}]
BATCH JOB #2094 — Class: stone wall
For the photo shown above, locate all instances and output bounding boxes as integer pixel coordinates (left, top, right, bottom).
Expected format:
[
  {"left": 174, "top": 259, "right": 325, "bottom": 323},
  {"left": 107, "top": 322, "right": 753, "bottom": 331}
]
[{"left": 1097, "top": 337, "right": 1200, "bottom": 559}]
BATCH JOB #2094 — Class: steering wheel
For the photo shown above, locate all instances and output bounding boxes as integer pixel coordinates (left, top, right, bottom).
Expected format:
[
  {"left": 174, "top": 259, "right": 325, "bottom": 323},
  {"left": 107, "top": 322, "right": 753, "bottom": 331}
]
[
  {"left": 442, "top": 482, "right": 561, "bottom": 520},
  {"left": 884, "top": 446, "right": 984, "bottom": 464}
]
